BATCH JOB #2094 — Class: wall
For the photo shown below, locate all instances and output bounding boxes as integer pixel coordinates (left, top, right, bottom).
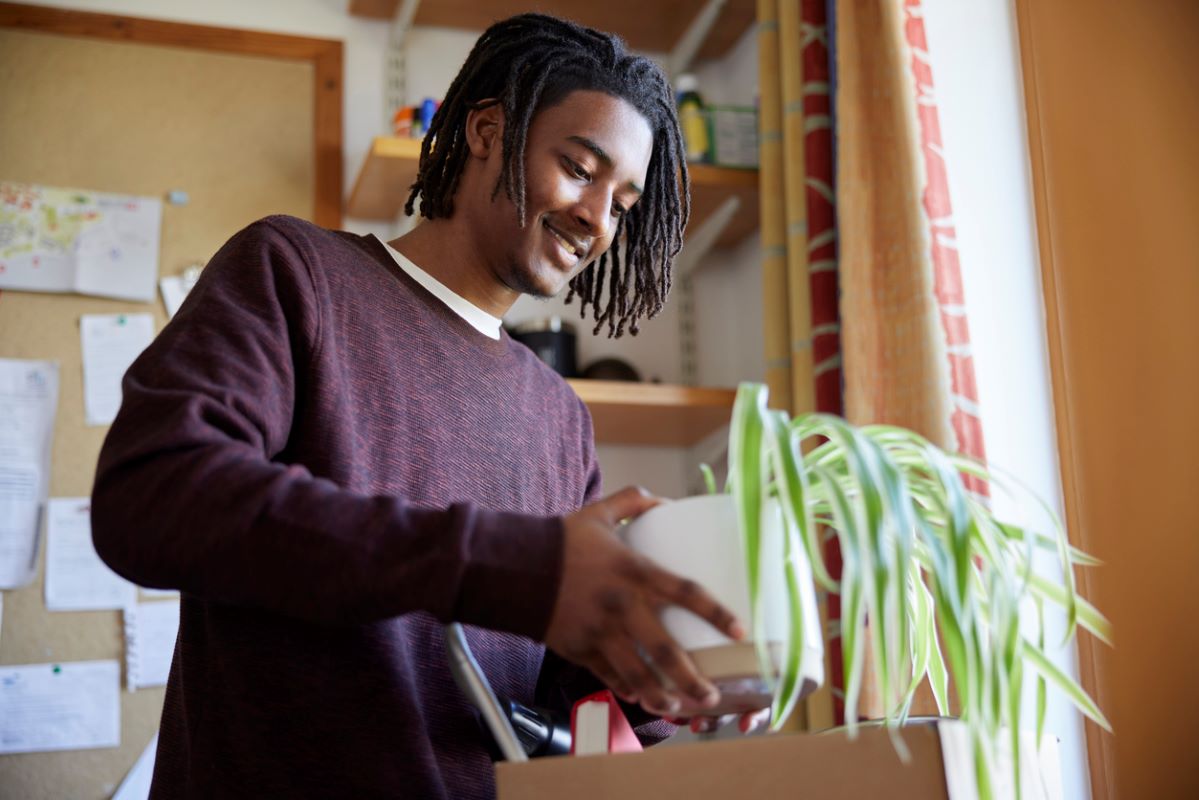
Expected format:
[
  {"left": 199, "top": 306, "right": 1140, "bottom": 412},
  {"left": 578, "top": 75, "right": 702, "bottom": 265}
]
[{"left": 920, "top": 1, "right": 1090, "bottom": 797}]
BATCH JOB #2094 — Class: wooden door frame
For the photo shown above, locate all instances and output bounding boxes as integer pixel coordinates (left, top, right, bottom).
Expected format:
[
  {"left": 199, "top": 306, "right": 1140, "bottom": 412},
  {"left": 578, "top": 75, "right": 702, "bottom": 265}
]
[
  {"left": 0, "top": 1, "right": 343, "bottom": 228},
  {"left": 1011, "top": 0, "right": 1113, "bottom": 797}
]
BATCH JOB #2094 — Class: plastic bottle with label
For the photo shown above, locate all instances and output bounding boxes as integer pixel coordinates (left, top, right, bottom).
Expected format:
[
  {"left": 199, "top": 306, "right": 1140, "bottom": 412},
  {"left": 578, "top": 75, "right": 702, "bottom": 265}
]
[{"left": 675, "top": 73, "right": 711, "bottom": 163}]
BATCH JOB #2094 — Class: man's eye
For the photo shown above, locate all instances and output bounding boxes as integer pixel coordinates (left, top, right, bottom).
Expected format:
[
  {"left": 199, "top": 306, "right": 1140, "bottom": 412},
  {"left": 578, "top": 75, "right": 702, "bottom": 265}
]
[
  {"left": 565, "top": 158, "right": 590, "bottom": 181},
  {"left": 611, "top": 203, "right": 628, "bottom": 219}
]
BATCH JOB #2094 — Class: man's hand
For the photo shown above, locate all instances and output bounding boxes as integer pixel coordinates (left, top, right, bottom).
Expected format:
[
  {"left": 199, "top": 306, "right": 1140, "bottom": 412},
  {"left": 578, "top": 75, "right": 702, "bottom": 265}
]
[{"left": 543, "top": 487, "right": 746, "bottom": 717}]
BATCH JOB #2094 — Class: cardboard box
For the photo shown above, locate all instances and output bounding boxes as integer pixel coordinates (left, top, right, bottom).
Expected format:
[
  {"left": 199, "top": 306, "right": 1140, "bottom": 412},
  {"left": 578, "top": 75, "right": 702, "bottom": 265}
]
[{"left": 496, "top": 722, "right": 1062, "bottom": 800}]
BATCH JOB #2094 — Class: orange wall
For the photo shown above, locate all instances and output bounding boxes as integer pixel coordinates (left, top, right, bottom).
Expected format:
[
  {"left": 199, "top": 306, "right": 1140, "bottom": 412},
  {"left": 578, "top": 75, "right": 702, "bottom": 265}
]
[{"left": 1014, "top": 1, "right": 1199, "bottom": 797}]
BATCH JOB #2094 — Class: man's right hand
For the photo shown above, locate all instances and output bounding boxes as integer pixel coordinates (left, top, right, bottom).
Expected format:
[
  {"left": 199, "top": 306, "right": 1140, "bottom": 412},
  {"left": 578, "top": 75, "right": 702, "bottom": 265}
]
[{"left": 543, "top": 486, "right": 746, "bottom": 717}]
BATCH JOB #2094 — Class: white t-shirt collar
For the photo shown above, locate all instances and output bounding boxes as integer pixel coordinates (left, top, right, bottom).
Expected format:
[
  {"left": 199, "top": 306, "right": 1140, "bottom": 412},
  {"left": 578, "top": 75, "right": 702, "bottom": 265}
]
[{"left": 380, "top": 239, "right": 503, "bottom": 340}]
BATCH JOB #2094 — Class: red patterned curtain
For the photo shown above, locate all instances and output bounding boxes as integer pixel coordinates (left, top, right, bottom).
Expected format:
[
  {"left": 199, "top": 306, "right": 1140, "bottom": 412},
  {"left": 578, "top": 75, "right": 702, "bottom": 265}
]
[
  {"left": 758, "top": 0, "right": 843, "bottom": 728},
  {"left": 902, "top": 0, "right": 988, "bottom": 492}
]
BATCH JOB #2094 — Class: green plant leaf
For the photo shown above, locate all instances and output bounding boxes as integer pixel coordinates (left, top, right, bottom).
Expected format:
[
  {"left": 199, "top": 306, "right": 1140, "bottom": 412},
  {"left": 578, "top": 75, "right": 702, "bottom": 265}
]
[
  {"left": 948, "top": 454, "right": 1079, "bottom": 642},
  {"left": 1023, "top": 637, "right": 1111, "bottom": 731},
  {"left": 1036, "top": 600, "right": 1047, "bottom": 748},
  {"left": 813, "top": 462, "right": 867, "bottom": 733},
  {"left": 721, "top": 382, "right": 1108, "bottom": 800},
  {"left": 768, "top": 413, "right": 838, "bottom": 592},
  {"left": 921, "top": 579, "right": 950, "bottom": 716},
  {"left": 996, "top": 521, "right": 1103, "bottom": 567},
  {"left": 729, "top": 384, "right": 771, "bottom": 684},
  {"left": 771, "top": 505, "right": 809, "bottom": 731},
  {"left": 805, "top": 416, "right": 898, "bottom": 713},
  {"left": 1026, "top": 574, "right": 1113, "bottom": 646}
]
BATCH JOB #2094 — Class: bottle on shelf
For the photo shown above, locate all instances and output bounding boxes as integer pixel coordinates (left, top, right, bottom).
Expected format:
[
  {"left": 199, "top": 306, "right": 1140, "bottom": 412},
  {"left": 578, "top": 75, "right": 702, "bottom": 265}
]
[{"left": 674, "top": 73, "right": 711, "bottom": 164}]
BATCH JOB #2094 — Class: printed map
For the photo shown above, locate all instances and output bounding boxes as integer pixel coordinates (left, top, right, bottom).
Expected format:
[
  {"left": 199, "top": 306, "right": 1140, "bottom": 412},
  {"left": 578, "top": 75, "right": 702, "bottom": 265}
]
[{"left": 0, "top": 182, "right": 161, "bottom": 302}]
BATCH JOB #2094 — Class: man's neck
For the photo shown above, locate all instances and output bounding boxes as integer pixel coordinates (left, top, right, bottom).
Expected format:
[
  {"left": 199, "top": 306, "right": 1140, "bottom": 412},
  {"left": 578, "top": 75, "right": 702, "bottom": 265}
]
[{"left": 387, "top": 218, "right": 518, "bottom": 318}]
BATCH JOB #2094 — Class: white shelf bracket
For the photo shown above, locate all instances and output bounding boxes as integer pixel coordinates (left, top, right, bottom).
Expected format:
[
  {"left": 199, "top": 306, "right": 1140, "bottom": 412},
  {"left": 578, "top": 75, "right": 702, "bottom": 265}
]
[
  {"left": 676, "top": 194, "right": 741, "bottom": 278},
  {"left": 667, "top": 0, "right": 728, "bottom": 78},
  {"left": 675, "top": 193, "right": 740, "bottom": 386},
  {"left": 384, "top": 0, "right": 422, "bottom": 131},
  {"left": 384, "top": 0, "right": 423, "bottom": 234}
]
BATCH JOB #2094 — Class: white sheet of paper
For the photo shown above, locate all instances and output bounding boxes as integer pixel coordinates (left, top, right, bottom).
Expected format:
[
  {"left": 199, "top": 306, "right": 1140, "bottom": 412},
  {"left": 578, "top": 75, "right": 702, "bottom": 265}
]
[
  {"left": 140, "top": 588, "right": 179, "bottom": 600},
  {"left": 73, "top": 193, "right": 162, "bottom": 302},
  {"left": 124, "top": 600, "right": 180, "bottom": 690},
  {"left": 0, "top": 359, "right": 59, "bottom": 589},
  {"left": 113, "top": 732, "right": 158, "bottom": 800},
  {"left": 0, "top": 660, "right": 121, "bottom": 754},
  {"left": 44, "top": 497, "right": 136, "bottom": 611},
  {"left": 0, "top": 183, "right": 161, "bottom": 302},
  {"left": 158, "top": 275, "right": 188, "bottom": 318},
  {"left": 80, "top": 313, "right": 154, "bottom": 426}
]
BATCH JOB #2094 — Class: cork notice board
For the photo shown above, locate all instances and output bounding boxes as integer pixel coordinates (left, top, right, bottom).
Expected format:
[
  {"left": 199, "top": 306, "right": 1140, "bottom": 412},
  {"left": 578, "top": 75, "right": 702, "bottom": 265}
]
[{"left": 0, "top": 4, "right": 342, "bottom": 796}]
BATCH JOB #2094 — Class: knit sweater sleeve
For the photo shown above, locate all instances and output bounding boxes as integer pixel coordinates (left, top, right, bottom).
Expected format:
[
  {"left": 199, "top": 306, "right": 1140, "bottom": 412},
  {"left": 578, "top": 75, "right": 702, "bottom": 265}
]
[{"left": 90, "top": 218, "right": 563, "bottom": 639}]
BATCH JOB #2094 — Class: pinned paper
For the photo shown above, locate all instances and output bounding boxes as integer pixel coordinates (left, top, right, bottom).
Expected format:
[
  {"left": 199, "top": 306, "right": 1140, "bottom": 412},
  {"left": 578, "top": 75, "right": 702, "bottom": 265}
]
[
  {"left": 80, "top": 313, "right": 154, "bottom": 426},
  {"left": 159, "top": 263, "right": 202, "bottom": 319},
  {"left": 0, "top": 359, "right": 59, "bottom": 589},
  {"left": 0, "top": 182, "right": 161, "bottom": 302},
  {"left": 44, "top": 497, "right": 136, "bottom": 611},
  {"left": 124, "top": 600, "right": 180, "bottom": 690},
  {"left": 113, "top": 733, "right": 158, "bottom": 800},
  {"left": 158, "top": 276, "right": 189, "bottom": 318},
  {"left": 0, "top": 660, "right": 121, "bottom": 754}
]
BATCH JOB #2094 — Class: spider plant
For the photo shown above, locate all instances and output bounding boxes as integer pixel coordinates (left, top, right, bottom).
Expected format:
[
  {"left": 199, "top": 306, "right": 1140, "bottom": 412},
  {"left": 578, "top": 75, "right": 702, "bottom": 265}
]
[{"left": 725, "top": 382, "right": 1110, "bottom": 798}]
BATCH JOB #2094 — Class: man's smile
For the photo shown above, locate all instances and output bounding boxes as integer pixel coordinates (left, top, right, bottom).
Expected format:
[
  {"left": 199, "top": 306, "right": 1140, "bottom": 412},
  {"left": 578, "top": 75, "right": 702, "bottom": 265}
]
[{"left": 542, "top": 219, "right": 585, "bottom": 261}]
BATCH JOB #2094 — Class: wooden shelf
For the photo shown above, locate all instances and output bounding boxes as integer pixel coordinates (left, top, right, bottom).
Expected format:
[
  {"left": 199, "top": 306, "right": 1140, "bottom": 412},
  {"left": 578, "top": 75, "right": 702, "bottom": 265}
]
[
  {"left": 567, "top": 379, "right": 735, "bottom": 447},
  {"left": 687, "top": 163, "right": 759, "bottom": 249},
  {"left": 348, "top": 0, "right": 755, "bottom": 63},
  {"left": 347, "top": 137, "right": 758, "bottom": 249},
  {"left": 346, "top": 137, "right": 423, "bottom": 221}
]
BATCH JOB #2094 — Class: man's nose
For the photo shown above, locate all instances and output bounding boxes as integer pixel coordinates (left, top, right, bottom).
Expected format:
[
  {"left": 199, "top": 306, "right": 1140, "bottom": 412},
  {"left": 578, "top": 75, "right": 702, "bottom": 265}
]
[{"left": 573, "top": 188, "right": 613, "bottom": 240}]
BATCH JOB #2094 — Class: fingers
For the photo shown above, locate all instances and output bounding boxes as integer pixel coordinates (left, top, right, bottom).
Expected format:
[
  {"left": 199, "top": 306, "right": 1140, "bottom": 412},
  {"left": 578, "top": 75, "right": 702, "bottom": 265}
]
[
  {"left": 690, "top": 714, "right": 735, "bottom": 734},
  {"left": 624, "top": 607, "right": 718, "bottom": 711},
  {"left": 584, "top": 652, "right": 638, "bottom": 705},
  {"left": 685, "top": 709, "right": 768, "bottom": 735},
  {"left": 595, "top": 485, "right": 662, "bottom": 525},
  {"left": 649, "top": 564, "right": 746, "bottom": 642},
  {"left": 604, "top": 639, "right": 679, "bottom": 715},
  {"left": 739, "top": 709, "right": 770, "bottom": 734}
]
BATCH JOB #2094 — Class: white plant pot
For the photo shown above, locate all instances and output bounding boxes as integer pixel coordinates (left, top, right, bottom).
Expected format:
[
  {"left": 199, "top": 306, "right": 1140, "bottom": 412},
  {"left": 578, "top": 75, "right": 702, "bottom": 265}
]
[{"left": 621, "top": 494, "right": 824, "bottom": 716}]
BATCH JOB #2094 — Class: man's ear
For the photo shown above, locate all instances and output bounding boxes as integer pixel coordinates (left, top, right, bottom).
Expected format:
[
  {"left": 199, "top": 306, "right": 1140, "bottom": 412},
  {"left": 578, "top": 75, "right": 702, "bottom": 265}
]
[{"left": 465, "top": 102, "right": 504, "bottom": 158}]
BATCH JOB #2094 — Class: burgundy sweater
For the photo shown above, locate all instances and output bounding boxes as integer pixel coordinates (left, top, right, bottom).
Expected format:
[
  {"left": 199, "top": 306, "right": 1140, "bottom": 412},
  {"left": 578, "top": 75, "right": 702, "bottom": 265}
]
[{"left": 91, "top": 216, "right": 668, "bottom": 798}]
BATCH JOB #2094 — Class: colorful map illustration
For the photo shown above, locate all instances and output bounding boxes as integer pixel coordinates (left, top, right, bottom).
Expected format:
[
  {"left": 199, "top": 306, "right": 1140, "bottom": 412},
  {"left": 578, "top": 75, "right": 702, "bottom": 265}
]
[{"left": 0, "top": 182, "right": 161, "bottom": 302}]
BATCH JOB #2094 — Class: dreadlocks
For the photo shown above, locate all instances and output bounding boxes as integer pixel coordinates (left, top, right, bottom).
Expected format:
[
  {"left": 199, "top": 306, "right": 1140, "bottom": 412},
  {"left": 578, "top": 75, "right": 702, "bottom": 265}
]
[{"left": 404, "top": 13, "right": 690, "bottom": 338}]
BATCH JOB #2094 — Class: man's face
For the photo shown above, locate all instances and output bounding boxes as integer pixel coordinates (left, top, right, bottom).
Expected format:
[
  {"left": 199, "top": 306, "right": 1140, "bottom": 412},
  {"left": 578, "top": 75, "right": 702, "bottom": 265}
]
[{"left": 481, "top": 90, "right": 654, "bottom": 299}]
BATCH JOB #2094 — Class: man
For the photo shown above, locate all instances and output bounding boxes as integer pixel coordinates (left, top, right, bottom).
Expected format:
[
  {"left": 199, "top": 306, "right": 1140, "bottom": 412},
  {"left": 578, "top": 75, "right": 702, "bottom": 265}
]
[{"left": 93, "top": 14, "right": 748, "bottom": 799}]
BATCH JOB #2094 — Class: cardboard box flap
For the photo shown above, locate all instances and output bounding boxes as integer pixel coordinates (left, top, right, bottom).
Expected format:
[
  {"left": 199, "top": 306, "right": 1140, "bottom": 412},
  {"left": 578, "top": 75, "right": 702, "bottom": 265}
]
[
  {"left": 496, "top": 721, "right": 1063, "bottom": 800},
  {"left": 497, "top": 724, "right": 947, "bottom": 799}
]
